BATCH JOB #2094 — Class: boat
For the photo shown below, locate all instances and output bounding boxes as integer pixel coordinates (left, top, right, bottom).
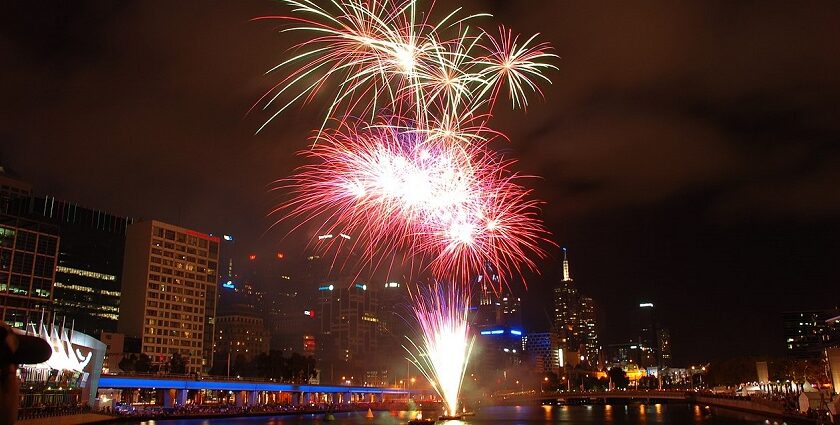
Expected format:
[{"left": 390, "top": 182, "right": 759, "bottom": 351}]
[
  {"left": 408, "top": 411, "right": 436, "bottom": 424},
  {"left": 438, "top": 414, "right": 463, "bottom": 420}
]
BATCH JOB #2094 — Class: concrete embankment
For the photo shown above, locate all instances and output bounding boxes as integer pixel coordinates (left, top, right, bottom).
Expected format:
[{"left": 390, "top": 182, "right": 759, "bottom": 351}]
[
  {"left": 694, "top": 395, "right": 816, "bottom": 424},
  {"left": 18, "top": 413, "right": 114, "bottom": 425}
]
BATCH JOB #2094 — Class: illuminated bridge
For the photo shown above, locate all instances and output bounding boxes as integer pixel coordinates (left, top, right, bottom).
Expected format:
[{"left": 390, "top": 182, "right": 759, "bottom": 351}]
[{"left": 98, "top": 374, "right": 416, "bottom": 408}]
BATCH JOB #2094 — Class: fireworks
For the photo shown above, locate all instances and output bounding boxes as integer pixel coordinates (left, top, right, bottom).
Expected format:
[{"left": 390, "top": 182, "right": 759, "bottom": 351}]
[
  {"left": 264, "top": 0, "right": 556, "bottom": 289},
  {"left": 259, "top": 0, "right": 557, "bottom": 412},
  {"left": 404, "top": 283, "right": 474, "bottom": 417},
  {"left": 274, "top": 119, "right": 547, "bottom": 286}
]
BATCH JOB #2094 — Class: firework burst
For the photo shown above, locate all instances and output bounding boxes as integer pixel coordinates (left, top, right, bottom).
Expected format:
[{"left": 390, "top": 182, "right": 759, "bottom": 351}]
[
  {"left": 404, "top": 283, "right": 474, "bottom": 417},
  {"left": 272, "top": 119, "right": 549, "bottom": 288}
]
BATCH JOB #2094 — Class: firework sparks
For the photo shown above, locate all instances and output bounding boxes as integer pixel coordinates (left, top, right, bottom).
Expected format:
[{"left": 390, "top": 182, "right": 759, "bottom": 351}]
[
  {"left": 273, "top": 120, "right": 549, "bottom": 288},
  {"left": 405, "top": 283, "right": 474, "bottom": 417},
  {"left": 254, "top": 0, "right": 556, "bottom": 134}
]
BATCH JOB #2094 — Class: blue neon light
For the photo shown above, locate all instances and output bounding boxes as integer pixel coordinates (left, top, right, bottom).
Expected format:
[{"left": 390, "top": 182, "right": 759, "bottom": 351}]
[
  {"left": 510, "top": 330, "right": 522, "bottom": 336},
  {"left": 222, "top": 281, "right": 235, "bottom": 289},
  {"left": 98, "top": 376, "right": 410, "bottom": 394}
]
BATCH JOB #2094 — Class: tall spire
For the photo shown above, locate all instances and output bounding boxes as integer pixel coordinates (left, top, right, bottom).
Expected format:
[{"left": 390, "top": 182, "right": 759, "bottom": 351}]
[{"left": 562, "top": 247, "right": 572, "bottom": 282}]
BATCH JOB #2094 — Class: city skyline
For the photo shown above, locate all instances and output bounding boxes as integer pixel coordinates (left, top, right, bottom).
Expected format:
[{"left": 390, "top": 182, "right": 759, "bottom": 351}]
[{"left": 3, "top": 0, "right": 840, "bottom": 365}]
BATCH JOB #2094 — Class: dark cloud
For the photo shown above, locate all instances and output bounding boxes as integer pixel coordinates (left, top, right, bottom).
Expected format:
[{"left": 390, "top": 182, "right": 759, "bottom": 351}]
[{"left": 2, "top": 0, "right": 839, "bottom": 362}]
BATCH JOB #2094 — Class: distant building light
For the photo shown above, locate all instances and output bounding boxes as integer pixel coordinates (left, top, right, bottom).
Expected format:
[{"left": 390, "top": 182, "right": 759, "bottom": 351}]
[
  {"left": 248, "top": 254, "right": 257, "bottom": 261},
  {"left": 223, "top": 235, "right": 234, "bottom": 241},
  {"left": 222, "top": 281, "right": 235, "bottom": 289},
  {"left": 318, "top": 234, "right": 334, "bottom": 240},
  {"left": 276, "top": 252, "right": 285, "bottom": 260},
  {"left": 304, "top": 310, "right": 314, "bottom": 317},
  {"left": 339, "top": 233, "right": 351, "bottom": 240},
  {"left": 355, "top": 283, "right": 367, "bottom": 290},
  {"left": 319, "top": 284, "right": 335, "bottom": 291},
  {"left": 386, "top": 282, "right": 400, "bottom": 288},
  {"left": 639, "top": 303, "right": 654, "bottom": 308},
  {"left": 510, "top": 330, "right": 522, "bottom": 336}
]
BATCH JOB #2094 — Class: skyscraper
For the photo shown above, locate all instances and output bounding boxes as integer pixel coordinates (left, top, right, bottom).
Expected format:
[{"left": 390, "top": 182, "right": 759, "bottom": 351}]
[
  {"left": 119, "top": 220, "right": 220, "bottom": 374},
  {"left": 579, "top": 295, "right": 600, "bottom": 364},
  {"left": 316, "top": 280, "right": 379, "bottom": 382},
  {"left": 638, "top": 302, "right": 658, "bottom": 367},
  {"left": 553, "top": 248, "right": 581, "bottom": 350},
  {"left": 657, "top": 327, "right": 672, "bottom": 368}
]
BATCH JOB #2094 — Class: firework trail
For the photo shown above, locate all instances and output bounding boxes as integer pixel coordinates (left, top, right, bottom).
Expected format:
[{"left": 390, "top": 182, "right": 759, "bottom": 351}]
[{"left": 404, "top": 283, "right": 474, "bottom": 417}]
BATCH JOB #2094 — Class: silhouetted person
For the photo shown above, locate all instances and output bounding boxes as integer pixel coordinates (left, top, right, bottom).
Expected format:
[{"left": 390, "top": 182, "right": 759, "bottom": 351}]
[{"left": 1, "top": 321, "right": 52, "bottom": 425}]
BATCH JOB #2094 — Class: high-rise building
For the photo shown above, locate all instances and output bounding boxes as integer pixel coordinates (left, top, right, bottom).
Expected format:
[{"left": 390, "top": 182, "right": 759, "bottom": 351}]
[
  {"left": 524, "top": 332, "right": 562, "bottom": 374},
  {"left": 657, "top": 327, "right": 672, "bottom": 368},
  {"left": 119, "top": 220, "right": 220, "bottom": 374},
  {"left": 637, "top": 302, "right": 658, "bottom": 367},
  {"left": 12, "top": 196, "right": 133, "bottom": 335},
  {"left": 579, "top": 295, "right": 599, "bottom": 364},
  {"left": 553, "top": 248, "right": 581, "bottom": 350},
  {"left": 0, "top": 214, "right": 59, "bottom": 328},
  {"left": 317, "top": 280, "right": 379, "bottom": 382},
  {"left": 783, "top": 309, "right": 840, "bottom": 359},
  {"left": 0, "top": 167, "right": 32, "bottom": 214}
]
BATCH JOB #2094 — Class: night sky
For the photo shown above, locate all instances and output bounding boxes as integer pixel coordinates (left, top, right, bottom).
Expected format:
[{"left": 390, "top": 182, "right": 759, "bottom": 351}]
[{"left": 2, "top": 1, "right": 840, "bottom": 364}]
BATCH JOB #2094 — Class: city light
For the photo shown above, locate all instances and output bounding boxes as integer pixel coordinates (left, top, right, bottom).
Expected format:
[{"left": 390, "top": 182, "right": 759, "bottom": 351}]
[{"left": 248, "top": 254, "right": 256, "bottom": 261}]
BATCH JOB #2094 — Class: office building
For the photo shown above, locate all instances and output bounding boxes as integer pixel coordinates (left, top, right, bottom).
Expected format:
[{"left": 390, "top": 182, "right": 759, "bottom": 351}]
[
  {"left": 783, "top": 309, "right": 840, "bottom": 359},
  {"left": 524, "top": 332, "right": 562, "bottom": 374},
  {"left": 638, "top": 302, "right": 658, "bottom": 367},
  {"left": 579, "top": 295, "right": 599, "bottom": 364},
  {"left": 118, "top": 220, "right": 220, "bottom": 374},
  {"left": 553, "top": 248, "right": 581, "bottom": 350},
  {"left": 657, "top": 328, "right": 672, "bottom": 368},
  {"left": 0, "top": 214, "right": 59, "bottom": 328},
  {"left": 215, "top": 313, "right": 270, "bottom": 362},
  {"left": 0, "top": 166, "right": 32, "bottom": 213},
  {"left": 317, "top": 280, "right": 379, "bottom": 381},
  {"left": 12, "top": 196, "right": 133, "bottom": 335}
]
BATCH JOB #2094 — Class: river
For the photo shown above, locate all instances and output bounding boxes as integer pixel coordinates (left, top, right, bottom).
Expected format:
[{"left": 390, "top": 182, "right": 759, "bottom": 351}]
[{"left": 127, "top": 404, "right": 806, "bottom": 425}]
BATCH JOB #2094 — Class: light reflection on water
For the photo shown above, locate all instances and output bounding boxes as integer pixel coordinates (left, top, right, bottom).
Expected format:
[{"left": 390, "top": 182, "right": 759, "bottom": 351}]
[{"left": 133, "top": 404, "right": 792, "bottom": 425}]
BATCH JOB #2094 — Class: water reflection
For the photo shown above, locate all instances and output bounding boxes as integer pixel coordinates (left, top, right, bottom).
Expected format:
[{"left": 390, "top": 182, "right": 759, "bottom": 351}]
[{"left": 130, "top": 404, "right": 784, "bottom": 425}]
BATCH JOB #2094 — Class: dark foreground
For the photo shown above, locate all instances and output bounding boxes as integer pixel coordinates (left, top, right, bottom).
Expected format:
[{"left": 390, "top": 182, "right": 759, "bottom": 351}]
[{"left": 122, "top": 404, "right": 810, "bottom": 424}]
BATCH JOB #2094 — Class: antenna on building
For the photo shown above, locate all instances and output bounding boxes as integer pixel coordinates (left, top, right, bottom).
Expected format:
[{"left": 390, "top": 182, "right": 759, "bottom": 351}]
[{"left": 562, "top": 247, "right": 572, "bottom": 282}]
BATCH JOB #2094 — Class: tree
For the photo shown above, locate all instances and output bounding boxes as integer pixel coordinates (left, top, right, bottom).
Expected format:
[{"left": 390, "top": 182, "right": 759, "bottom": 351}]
[
  {"left": 118, "top": 353, "right": 137, "bottom": 372},
  {"left": 607, "top": 367, "right": 630, "bottom": 389},
  {"left": 169, "top": 352, "right": 187, "bottom": 374},
  {"left": 135, "top": 353, "right": 152, "bottom": 373}
]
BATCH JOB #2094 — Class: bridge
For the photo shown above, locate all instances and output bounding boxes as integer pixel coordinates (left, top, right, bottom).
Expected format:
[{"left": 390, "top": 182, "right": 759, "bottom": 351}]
[
  {"left": 483, "top": 390, "right": 690, "bottom": 405},
  {"left": 98, "top": 374, "right": 417, "bottom": 408}
]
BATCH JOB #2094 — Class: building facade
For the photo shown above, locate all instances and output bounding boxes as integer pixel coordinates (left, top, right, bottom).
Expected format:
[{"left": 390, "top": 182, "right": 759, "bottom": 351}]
[
  {"left": 316, "top": 281, "right": 379, "bottom": 382},
  {"left": 579, "top": 295, "right": 599, "bottom": 365},
  {"left": 524, "top": 332, "right": 562, "bottom": 374},
  {"left": 783, "top": 309, "right": 840, "bottom": 359},
  {"left": 13, "top": 196, "right": 133, "bottom": 335},
  {"left": 0, "top": 214, "right": 59, "bottom": 328},
  {"left": 215, "top": 313, "right": 270, "bottom": 362},
  {"left": 553, "top": 248, "right": 582, "bottom": 351},
  {"left": 118, "top": 220, "right": 220, "bottom": 374}
]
